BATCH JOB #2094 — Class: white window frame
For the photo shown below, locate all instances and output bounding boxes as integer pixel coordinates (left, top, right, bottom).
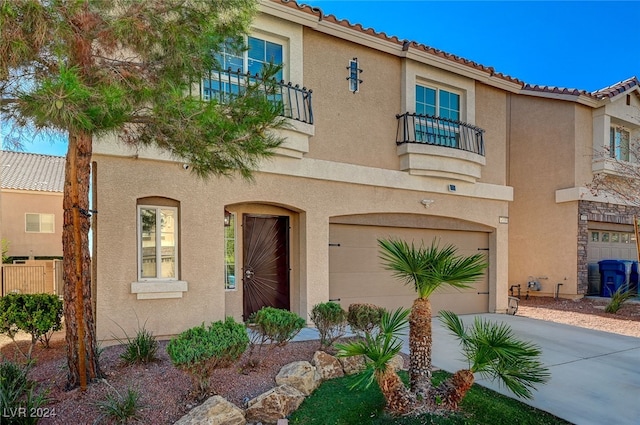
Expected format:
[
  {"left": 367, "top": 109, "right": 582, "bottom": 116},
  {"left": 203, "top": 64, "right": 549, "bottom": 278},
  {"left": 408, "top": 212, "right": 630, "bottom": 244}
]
[
  {"left": 610, "top": 126, "right": 630, "bottom": 161},
  {"left": 225, "top": 212, "right": 237, "bottom": 291},
  {"left": 137, "top": 205, "right": 178, "bottom": 282},
  {"left": 203, "top": 33, "right": 287, "bottom": 102},
  {"left": 415, "top": 84, "right": 461, "bottom": 120},
  {"left": 25, "top": 213, "right": 55, "bottom": 233}
]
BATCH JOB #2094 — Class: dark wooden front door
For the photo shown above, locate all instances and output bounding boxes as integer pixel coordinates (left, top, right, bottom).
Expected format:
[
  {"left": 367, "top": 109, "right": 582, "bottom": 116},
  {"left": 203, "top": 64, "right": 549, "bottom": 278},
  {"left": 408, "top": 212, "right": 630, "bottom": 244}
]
[{"left": 243, "top": 214, "right": 290, "bottom": 319}]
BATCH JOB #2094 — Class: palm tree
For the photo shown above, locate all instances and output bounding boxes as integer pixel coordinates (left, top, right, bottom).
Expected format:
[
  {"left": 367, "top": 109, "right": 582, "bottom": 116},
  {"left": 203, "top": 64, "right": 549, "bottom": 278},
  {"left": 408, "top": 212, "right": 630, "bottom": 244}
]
[
  {"left": 377, "top": 238, "right": 487, "bottom": 398},
  {"left": 336, "top": 308, "right": 416, "bottom": 415},
  {"left": 437, "top": 311, "right": 550, "bottom": 410}
]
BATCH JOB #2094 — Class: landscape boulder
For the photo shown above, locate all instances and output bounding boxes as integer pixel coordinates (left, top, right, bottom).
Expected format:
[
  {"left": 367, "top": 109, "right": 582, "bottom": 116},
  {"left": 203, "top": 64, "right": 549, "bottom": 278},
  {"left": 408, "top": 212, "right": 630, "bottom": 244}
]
[
  {"left": 245, "top": 384, "right": 305, "bottom": 424},
  {"left": 389, "top": 354, "right": 406, "bottom": 371},
  {"left": 338, "top": 354, "right": 367, "bottom": 375},
  {"left": 173, "top": 395, "right": 246, "bottom": 425},
  {"left": 274, "top": 361, "right": 321, "bottom": 395},
  {"left": 311, "top": 351, "right": 344, "bottom": 380}
]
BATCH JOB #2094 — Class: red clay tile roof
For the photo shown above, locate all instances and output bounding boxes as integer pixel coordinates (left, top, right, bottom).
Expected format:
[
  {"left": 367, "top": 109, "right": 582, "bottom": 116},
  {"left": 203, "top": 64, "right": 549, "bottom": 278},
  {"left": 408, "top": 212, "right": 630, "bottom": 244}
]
[
  {"left": 275, "top": 0, "right": 523, "bottom": 85},
  {"left": 592, "top": 77, "right": 640, "bottom": 99},
  {"left": 273, "top": 0, "right": 638, "bottom": 101},
  {"left": 1, "top": 151, "right": 65, "bottom": 192}
]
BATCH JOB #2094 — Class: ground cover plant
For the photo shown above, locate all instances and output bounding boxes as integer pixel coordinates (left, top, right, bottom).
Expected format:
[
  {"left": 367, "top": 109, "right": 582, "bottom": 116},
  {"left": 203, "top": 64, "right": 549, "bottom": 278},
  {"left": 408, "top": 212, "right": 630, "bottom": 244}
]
[{"left": 289, "top": 370, "right": 569, "bottom": 425}]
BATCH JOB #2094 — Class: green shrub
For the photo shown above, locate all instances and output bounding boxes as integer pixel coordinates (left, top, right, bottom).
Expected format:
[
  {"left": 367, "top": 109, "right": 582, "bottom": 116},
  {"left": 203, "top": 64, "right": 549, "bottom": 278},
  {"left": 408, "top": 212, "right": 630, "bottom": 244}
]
[
  {"left": 605, "top": 287, "right": 635, "bottom": 314},
  {"left": 95, "top": 384, "right": 143, "bottom": 424},
  {"left": 310, "top": 302, "right": 347, "bottom": 348},
  {"left": 118, "top": 325, "right": 159, "bottom": 365},
  {"left": 0, "top": 293, "right": 63, "bottom": 359},
  {"left": 347, "top": 303, "right": 385, "bottom": 336},
  {"left": 0, "top": 359, "right": 48, "bottom": 424},
  {"left": 252, "top": 307, "right": 306, "bottom": 347},
  {"left": 167, "top": 317, "right": 248, "bottom": 395}
]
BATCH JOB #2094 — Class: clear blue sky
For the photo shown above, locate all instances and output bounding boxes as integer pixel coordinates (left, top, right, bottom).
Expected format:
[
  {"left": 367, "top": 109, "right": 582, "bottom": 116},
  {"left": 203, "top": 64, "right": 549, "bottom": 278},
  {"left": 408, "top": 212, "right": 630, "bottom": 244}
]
[{"left": 3, "top": 0, "right": 638, "bottom": 157}]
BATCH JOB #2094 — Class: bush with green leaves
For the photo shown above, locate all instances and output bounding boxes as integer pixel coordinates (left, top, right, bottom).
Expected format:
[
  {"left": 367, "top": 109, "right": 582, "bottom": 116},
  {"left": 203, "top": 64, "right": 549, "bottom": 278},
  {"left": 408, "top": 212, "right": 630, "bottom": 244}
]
[
  {"left": 347, "top": 303, "right": 385, "bottom": 336},
  {"left": 167, "top": 317, "right": 248, "bottom": 395},
  {"left": 605, "top": 287, "right": 635, "bottom": 314},
  {"left": 252, "top": 307, "right": 306, "bottom": 347},
  {"left": 310, "top": 302, "right": 347, "bottom": 348},
  {"left": 0, "top": 359, "right": 49, "bottom": 424},
  {"left": 0, "top": 293, "right": 63, "bottom": 360}
]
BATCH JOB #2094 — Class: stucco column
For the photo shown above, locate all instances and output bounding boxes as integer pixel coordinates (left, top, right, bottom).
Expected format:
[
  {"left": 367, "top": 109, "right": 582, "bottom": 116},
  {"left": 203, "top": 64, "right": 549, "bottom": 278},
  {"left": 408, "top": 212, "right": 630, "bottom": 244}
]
[
  {"left": 298, "top": 210, "right": 329, "bottom": 323},
  {"left": 490, "top": 224, "right": 509, "bottom": 314}
]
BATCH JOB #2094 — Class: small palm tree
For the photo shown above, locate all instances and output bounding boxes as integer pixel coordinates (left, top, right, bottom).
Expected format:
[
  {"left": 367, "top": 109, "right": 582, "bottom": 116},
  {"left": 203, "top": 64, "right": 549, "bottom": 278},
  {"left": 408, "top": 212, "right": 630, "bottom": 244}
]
[
  {"left": 378, "top": 238, "right": 487, "bottom": 398},
  {"left": 437, "top": 311, "right": 550, "bottom": 410},
  {"left": 336, "top": 308, "right": 415, "bottom": 415}
]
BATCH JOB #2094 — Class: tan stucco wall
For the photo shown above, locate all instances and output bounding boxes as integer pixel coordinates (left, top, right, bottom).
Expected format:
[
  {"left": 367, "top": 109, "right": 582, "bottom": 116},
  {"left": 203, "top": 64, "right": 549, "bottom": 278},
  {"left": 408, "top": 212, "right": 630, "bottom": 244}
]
[
  {"left": 476, "top": 83, "right": 508, "bottom": 186},
  {"left": 0, "top": 191, "right": 63, "bottom": 259},
  {"left": 93, "top": 153, "right": 510, "bottom": 342},
  {"left": 508, "top": 95, "right": 581, "bottom": 296},
  {"left": 302, "top": 28, "right": 402, "bottom": 170}
]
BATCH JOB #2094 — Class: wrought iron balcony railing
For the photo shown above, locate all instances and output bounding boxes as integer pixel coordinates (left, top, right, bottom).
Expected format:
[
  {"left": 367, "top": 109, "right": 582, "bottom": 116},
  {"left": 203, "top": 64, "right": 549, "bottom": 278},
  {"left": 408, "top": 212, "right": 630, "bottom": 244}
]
[
  {"left": 200, "top": 68, "right": 314, "bottom": 125},
  {"left": 396, "top": 112, "right": 485, "bottom": 156}
]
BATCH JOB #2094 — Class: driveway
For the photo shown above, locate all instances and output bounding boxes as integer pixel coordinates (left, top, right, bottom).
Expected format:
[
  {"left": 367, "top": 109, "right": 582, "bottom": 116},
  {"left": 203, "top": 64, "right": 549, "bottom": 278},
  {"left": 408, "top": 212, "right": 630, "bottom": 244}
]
[{"left": 406, "top": 313, "right": 640, "bottom": 425}]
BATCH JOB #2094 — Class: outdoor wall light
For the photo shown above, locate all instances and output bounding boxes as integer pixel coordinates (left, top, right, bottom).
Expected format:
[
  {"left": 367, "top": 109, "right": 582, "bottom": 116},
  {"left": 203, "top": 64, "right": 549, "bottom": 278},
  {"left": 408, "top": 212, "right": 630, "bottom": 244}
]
[{"left": 224, "top": 209, "right": 232, "bottom": 227}]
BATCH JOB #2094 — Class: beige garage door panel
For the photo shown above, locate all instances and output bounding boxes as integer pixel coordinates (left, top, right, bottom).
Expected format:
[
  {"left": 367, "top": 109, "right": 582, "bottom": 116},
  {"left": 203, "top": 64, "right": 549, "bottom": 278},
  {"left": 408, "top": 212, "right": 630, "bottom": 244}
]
[{"left": 329, "top": 223, "right": 489, "bottom": 314}]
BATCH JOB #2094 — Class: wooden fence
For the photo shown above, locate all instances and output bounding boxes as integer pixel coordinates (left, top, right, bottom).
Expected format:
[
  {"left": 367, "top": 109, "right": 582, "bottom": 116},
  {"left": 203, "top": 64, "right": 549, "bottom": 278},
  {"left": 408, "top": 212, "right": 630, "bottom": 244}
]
[{"left": 1, "top": 260, "right": 63, "bottom": 296}]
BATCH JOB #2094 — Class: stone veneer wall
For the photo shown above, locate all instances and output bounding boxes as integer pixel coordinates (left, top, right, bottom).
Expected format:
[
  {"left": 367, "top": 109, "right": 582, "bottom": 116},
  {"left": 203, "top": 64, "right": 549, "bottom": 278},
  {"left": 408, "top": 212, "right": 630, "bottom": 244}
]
[{"left": 577, "top": 200, "right": 640, "bottom": 295}]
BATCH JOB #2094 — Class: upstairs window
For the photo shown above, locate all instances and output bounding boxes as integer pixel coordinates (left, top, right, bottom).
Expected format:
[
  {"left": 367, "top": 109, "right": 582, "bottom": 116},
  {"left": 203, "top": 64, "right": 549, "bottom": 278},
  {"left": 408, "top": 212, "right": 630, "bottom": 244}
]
[
  {"left": 203, "top": 36, "right": 284, "bottom": 101},
  {"left": 415, "top": 85, "right": 461, "bottom": 147},
  {"left": 610, "top": 126, "right": 630, "bottom": 161},
  {"left": 138, "top": 206, "right": 178, "bottom": 280},
  {"left": 25, "top": 213, "right": 54, "bottom": 233}
]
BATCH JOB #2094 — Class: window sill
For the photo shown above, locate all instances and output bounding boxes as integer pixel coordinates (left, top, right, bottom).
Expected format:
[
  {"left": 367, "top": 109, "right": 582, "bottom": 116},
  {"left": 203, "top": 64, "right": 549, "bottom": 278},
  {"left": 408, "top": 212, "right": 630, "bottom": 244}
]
[{"left": 131, "top": 280, "right": 188, "bottom": 300}]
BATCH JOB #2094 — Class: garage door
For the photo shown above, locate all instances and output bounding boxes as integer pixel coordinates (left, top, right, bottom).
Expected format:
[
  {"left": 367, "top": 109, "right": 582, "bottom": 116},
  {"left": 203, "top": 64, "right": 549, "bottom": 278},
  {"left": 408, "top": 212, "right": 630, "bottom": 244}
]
[
  {"left": 587, "top": 230, "right": 637, "bottom": 262},
  {"left": 329, "top": 223, "right": 490, "bottom": 315}
]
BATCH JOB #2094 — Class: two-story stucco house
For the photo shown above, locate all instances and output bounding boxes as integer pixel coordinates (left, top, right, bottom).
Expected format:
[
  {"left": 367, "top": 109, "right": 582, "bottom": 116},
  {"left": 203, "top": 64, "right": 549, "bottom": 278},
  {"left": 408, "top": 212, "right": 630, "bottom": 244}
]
[
  {"left": 92, "top": 0, "right": 518, "bottom": 341},
  {"left": 91, "top": 0, "right": 639, "bottom": 342},
  {"left": 508, "top": 78, "right": 640, "bottom": 298},
  {"left": 0, "top": 151, "right": 65, "bottom": 261}
]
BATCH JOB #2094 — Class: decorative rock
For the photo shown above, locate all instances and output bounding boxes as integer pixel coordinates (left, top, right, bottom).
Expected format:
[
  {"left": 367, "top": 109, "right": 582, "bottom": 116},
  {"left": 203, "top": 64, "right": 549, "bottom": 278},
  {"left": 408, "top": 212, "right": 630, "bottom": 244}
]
[
  {"left": 338, "top": 354, "right": 367, "bottom": 375},
  {"left": 245, "top": 385, "right": 305, "bottom": 424},
  {"left": 312, "top": 351, "right": 345, "bottom": 380},
  {"left": 173, "top": 395, "right": 246, "bottom": 425},
  {"left": 389, "top": 354, "right": 406, "bottom": 371},
  {"left": 275, "top": 361, "right": 321, "bottom": 395}
]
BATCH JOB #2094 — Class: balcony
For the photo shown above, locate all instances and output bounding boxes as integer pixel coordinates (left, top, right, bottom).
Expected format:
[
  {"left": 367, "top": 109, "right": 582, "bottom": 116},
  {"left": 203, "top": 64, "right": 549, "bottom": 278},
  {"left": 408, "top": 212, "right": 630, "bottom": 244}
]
[
  {"left": 200, "top": 68, "right": 313, "bottom": 125},
  {"left": 395, "top": 113, "right": 486, "bottom": 182}
]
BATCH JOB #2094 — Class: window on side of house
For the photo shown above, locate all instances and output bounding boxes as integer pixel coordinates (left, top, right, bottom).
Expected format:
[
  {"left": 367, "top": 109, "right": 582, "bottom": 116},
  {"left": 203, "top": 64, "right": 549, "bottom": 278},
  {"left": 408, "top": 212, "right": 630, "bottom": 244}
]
[
  {"left": 225, "top": 212, "right": 237, "bottom": 291},
  {"left": 415, "top": 84, "right": 460, "bottom": 147},
  {"left": 203, "top": 35, "right": 284, "bottom": 101},
  {"left": 610, "top": 126, "right": 630, "bottom": 161},
  {"left": 25, "top": 213, "right": 55, "bottom": 233},
  {"left": 138, "top": 206, "right": 178, "bottom": 280}
]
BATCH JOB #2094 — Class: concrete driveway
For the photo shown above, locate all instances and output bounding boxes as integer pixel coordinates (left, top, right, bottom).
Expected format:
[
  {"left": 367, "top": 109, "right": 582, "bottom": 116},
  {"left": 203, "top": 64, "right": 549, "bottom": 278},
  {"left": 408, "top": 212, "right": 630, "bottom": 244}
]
[{"left": 408, "top": 313, "right": 640, "bottom": 425}]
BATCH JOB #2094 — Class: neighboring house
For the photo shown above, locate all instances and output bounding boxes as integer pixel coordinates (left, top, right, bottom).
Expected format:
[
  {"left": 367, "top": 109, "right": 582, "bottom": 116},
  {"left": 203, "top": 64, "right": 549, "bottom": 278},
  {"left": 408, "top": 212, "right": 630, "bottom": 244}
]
[
  {"left": 0, "top": 151, "right": 65, "bottom": 295},
  {"left": 508, "top": 78, "right": 640, "bottom": 298},
  {"left": 91, "top": 0, "right": 638, "bottom": 342},
  {"left": 0, "top": 150, "right": 65, "bottom": 261}
]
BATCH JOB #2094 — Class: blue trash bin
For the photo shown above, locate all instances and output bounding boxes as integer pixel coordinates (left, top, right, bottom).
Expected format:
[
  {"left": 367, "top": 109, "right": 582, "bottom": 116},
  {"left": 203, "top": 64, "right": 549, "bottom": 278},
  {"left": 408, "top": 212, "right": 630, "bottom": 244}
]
[
  {"left": 598, "top": 260, "right": 627, "bottom": 297},
  {"left": 631, "top": 261, "right": 639, "bottom": 294}
]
